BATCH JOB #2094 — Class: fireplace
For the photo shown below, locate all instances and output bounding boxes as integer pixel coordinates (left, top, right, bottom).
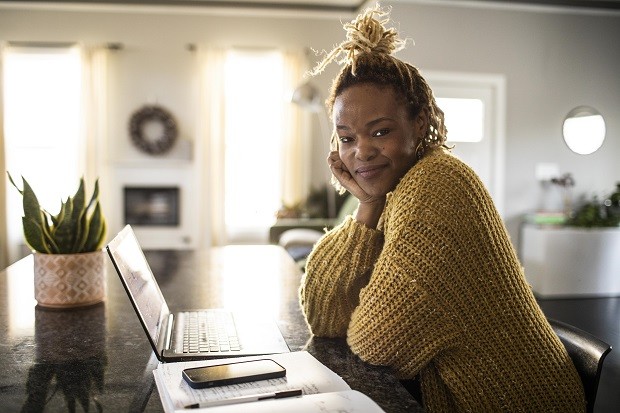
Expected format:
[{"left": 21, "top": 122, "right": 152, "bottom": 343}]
[{"left": 123, "top": 187, "right": 180, "bottom": 226}]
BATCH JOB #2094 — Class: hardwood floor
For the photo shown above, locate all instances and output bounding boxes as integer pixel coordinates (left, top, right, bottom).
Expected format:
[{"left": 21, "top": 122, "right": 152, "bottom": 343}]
[{"left": 537, "top": 297, "right": 620, "bottom": 413}]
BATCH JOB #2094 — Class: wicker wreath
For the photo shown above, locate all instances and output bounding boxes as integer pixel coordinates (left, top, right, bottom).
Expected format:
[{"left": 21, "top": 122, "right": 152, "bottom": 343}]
[{"left": 129, "top": 105, "right": 178, "bottom": 155}]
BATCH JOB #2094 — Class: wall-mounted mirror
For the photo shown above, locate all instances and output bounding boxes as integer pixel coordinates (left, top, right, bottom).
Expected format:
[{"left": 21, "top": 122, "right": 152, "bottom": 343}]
[{"left": 562, "top": 106, "right": 606, "bottom": 155}]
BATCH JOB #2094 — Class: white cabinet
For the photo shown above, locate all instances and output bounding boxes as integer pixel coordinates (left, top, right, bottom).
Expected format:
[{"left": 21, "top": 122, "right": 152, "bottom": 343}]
[{"left": 520, "top": 225, "right": 620, "bottom": 297}]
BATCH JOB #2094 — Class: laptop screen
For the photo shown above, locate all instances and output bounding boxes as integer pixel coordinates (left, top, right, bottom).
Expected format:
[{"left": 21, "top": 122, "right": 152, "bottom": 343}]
[{"left": 107, "top": 226, "right": 170, "bottom": 350}]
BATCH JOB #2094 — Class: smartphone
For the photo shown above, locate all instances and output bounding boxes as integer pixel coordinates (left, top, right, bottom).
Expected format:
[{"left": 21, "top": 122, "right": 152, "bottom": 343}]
[{"left": 182, "top": 359, "right": 286, "bottom": 389}]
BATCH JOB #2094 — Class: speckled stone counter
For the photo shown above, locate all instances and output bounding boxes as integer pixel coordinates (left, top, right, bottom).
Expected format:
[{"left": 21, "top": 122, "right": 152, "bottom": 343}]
[{"left": 0, "top": 246, "right": 422, "bottom": 412}]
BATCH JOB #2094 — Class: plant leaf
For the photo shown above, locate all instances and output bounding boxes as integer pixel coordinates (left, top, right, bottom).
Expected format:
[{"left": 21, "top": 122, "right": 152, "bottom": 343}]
[
  {"left": 72, "top": 178, "right": 86, "bottom": 221},
  {"left": 52, "top": 197, "right": 76, "bottom": 253},
  {"left": 73, "top": 209, "right": 89, "bottom": 252},
  {"left": 6, "top": 172, "right": 23, "bottom": 195},
  {"left": 39, "top": 211, "right": 60, "bottom": 254},
  {"left": 69, "top": 179, "right": 86, "bottom": 252},
  {"left": 22, "top": 216, "right": 51, "bottom": 253},
  {"left": 21, "top": 177, "right": 44, "bottom": 224},
  {"left": 86, "top": 178, "right": 100, "bottom": 212},
  {"left": 95, "top": 218, "right": 107, "bottom": 250},
  {"left": 72, "top": 178, "right": 95, "bottom": 252},
  {"left": 83, "top": 203, "right": 106, "bottom": 252}
]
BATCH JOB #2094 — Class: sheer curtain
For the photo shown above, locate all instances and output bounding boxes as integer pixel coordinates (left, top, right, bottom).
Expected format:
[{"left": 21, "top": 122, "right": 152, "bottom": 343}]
[
  {"left": 199, "top": 47, "right": 227, "bottom": 246},
  {"left": 80, "top": 45, "right": 109, "bottom": 214},
  {"left": 199, "top": 48, "right": 307, "bottom": 246},
  {"left": 0, "top": 45, "right": 8, "bottom": 269},
  {"left": 281, "top": 50, "right": 311, "bottom": 213}
]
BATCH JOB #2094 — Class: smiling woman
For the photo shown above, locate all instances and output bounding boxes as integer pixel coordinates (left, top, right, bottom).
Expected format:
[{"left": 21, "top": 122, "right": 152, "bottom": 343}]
[{"left": 299, "top": 5, "right": 586, "bottom": 412}]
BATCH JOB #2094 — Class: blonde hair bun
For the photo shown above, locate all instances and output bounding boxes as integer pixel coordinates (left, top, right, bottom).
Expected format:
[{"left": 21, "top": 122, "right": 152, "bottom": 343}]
[{"left": 312, "top": 4, "right": 407, "bottom": 75}]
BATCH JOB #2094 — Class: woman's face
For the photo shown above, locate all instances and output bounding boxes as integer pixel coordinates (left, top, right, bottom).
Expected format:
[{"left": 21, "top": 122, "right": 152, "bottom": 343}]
[{"left": 333, "top": 83, "right": 427, "bottom": 197}]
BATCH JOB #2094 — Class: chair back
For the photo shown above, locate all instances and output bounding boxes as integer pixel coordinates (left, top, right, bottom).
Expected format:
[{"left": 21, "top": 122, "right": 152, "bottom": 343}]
[{"left": 548, "top": 318, "right": 612, "bottom": 413}]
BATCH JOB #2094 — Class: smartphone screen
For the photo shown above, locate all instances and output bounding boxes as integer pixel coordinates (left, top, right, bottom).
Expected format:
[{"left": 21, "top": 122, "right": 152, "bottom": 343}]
[{"left": 182, "top": 359, "right": 286, "bottom": 389}]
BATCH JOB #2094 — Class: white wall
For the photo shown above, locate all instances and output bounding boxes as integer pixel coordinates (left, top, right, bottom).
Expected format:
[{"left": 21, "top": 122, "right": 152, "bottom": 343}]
[
  {"left": 1, "top": 1, "right": 619, "bottom": 247},
  {"left": 0, "top": 4, "right": 346, "bottom": 250},
  {"left": 386, "top": 1, "right": 620, "bottom": 239}
]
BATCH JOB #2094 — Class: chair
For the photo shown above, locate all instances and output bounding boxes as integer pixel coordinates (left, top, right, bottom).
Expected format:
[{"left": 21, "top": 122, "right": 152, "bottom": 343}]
[{"left": 547, "top": 318, "right": 612, "bottom": 413}]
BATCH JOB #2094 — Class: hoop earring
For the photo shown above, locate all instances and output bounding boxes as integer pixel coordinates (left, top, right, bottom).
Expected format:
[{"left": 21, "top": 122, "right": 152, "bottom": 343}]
[{"left": 415, "top": 140, "right": 425, "bottom": 161}]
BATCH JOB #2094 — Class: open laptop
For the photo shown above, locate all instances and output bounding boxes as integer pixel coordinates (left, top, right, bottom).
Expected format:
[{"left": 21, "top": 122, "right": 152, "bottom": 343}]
[{"left": 106, "top": 225, "right": 290, "bottom": 362}]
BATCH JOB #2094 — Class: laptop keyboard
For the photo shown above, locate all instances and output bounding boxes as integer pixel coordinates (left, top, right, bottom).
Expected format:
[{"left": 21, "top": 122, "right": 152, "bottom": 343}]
[{"left": 180, "top": 310, "right": 242, "bottom": 353}]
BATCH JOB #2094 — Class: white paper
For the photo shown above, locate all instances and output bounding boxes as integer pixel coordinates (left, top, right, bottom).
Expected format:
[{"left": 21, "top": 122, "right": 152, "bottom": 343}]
[
  {"left": 185, "top": 390, "right": 385, "bottom": 413},
  {"left": 154, "top": 351, "right": 368, "bottom": 412}
]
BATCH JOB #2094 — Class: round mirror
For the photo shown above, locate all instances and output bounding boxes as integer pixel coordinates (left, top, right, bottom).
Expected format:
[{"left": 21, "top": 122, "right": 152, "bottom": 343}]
[{"left": 562, "top": 106, "right": 606, "bottom": 155}]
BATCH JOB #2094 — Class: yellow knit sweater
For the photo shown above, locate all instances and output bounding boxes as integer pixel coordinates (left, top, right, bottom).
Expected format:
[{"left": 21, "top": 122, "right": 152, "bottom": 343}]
[{"left": 299, "top": 148, "right": 585, "bottom": 412}]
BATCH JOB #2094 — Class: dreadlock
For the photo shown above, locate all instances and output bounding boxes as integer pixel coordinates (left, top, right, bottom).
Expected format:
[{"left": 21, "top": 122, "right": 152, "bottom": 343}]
[{"left": 311, "top": 4, "right": 448, "bottom": 153}]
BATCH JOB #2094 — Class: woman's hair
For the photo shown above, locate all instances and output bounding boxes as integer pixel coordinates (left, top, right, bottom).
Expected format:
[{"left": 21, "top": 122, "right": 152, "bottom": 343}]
[{"left": 311, "top": 4, "right": 447, "bottom": 154}]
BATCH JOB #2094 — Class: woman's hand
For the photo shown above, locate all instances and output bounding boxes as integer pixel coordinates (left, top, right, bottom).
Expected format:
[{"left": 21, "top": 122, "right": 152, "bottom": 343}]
[
  {"left": 328, "top": 151, "right": 365, "bottom": 200},
  {"left": 328, "top": 151, "right": 386, "bottom": 229}
]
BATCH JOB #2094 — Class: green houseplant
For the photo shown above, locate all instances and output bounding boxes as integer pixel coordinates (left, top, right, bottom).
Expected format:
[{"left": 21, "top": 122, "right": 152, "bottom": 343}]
[
  {"left": 565, "top": 183, "right": 620, "bottom": 228},
  {"left": 7, "top": 173, "right": 108, "bottom": 308},
  {"left": 7, "top": 173, "right": 106, "bottom": 254}
]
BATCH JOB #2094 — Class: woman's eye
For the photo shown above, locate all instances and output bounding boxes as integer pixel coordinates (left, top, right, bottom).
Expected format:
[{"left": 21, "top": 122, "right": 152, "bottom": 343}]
[
  {"left": 373, "top": 129, "right": 390, "bottom": 137},
  {"left": 338, "top": 136, "right": 353, "bottom": 143}
]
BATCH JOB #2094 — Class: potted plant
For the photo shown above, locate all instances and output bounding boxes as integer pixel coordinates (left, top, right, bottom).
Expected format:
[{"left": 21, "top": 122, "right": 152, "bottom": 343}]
[{"left": 7, "top": 173, "right": 107, "bottom": 308}]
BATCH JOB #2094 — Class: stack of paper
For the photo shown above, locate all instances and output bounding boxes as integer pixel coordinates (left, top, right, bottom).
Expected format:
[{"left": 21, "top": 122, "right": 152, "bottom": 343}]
[{"left": 153, "top": 351, "right": 385, "bottom": 412}]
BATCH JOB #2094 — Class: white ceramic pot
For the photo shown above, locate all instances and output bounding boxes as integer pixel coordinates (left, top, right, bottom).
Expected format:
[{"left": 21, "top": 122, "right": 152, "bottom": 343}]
[{"left": 33, "top": 250, "right": 106, "bottom": 308}]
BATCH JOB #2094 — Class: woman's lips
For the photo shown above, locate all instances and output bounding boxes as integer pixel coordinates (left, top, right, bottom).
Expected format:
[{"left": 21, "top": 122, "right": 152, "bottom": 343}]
[{"left": 356, "top": 164, "right": 386, "bottom": 179}]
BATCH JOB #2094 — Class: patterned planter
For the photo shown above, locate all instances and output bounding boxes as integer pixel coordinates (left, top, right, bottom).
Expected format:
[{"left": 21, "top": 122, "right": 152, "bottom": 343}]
[{"left": 33, "top": 250, "right": 106, "bottom": 308}]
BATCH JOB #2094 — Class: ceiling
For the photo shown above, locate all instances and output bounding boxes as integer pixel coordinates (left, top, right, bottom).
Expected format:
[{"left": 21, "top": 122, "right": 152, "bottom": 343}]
[
  {"left": 443, "top": 0, "right": 620, "bottom": 11},
  {"left": 8, "top": 0, "right": 620, "bottom": 13}
]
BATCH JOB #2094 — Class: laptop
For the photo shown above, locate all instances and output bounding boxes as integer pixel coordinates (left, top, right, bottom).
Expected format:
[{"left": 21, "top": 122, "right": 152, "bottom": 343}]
[{"left": 106, "top": 225, "right": 290, "bottom": 362}]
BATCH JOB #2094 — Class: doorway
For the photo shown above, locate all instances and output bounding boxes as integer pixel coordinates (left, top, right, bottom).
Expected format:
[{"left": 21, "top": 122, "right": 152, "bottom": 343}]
[{"left": 426, "top": 72, "right": 506, "bottom": 216}]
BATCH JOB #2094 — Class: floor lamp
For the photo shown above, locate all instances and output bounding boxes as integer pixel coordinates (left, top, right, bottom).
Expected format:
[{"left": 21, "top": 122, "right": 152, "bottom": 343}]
[{"left": 291, "top": 81, "right": 337, "bottom": 218}]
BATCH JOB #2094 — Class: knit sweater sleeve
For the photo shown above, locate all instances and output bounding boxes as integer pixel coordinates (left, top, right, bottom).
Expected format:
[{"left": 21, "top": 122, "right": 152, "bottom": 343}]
[
  {"left": 346, "top": 175, "right": 463, "bottom": 378},
  {"left": 299, "top": 217, "right": 384, "bottom": 337}
]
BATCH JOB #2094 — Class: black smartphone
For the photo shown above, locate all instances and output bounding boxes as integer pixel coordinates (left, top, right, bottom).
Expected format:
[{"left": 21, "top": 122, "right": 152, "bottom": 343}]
[{"left": 182, "top": 359, "right": 286, "bottom": 389}]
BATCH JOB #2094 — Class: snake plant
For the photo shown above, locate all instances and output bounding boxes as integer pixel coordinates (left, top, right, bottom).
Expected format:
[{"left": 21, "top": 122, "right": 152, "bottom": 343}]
[{"left": 7, "top": 173, "right": 107, "bottom": 254}]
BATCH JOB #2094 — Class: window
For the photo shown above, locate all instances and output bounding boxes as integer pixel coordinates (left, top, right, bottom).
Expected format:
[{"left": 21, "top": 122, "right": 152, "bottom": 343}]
[
  {"left": 3, "top": 45, "right": 83, "bottom": 261},
  {"left": 436, "top": 97, "right": 484, "bottom": 143},
  {"left": 223, "top": 50, "right": 285, "bottom": 243}
]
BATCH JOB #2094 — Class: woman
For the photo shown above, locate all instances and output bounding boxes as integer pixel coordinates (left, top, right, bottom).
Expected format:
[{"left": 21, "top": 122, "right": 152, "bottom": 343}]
[{"left": 299, "top": 5, "right": 585, "bottom": 412}]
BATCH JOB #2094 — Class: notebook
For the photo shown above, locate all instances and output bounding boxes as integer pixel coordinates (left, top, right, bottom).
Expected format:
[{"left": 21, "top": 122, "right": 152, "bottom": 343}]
[{"left": 106, "top": 225, "right": 290, "bottom": 362}]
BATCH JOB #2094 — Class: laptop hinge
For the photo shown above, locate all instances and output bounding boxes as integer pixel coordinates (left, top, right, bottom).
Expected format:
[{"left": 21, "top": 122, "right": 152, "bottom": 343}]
[{"left": 164, "top": 313, "right": 174, "bottom": 351}]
